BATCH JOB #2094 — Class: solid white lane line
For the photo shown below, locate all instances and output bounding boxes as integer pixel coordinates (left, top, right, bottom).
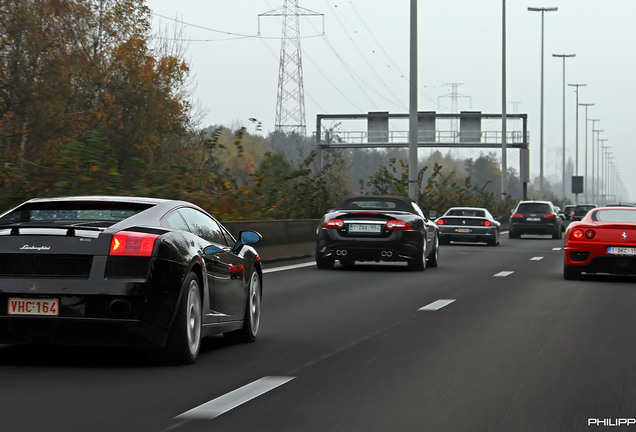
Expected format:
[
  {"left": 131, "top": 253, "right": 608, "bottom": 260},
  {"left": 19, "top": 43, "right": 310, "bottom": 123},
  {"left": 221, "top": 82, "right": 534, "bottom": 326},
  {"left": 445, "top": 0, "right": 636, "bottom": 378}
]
[
  {"left": 263, "top": 262, "right": 315, "bottom": 273},
  {"left": 494, "top": 271, "right": 514, "bottom": 277},
  {"left": 419, "top": 299, "right": 456, "bottom": 311},
  {"left": 176, "top": 376, "right": 295, "bottom": 420},
  {"left": 530, "top": 257, "right": 544, "bottom": 261}
]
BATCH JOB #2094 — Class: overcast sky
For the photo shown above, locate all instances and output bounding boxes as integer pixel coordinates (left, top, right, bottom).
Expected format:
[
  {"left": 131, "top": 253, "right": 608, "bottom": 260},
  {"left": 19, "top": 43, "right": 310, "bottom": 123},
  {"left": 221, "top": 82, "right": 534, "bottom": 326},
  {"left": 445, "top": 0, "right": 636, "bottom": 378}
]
[{"left": 146, "top": 0, "right": 634, "bottom": 202}]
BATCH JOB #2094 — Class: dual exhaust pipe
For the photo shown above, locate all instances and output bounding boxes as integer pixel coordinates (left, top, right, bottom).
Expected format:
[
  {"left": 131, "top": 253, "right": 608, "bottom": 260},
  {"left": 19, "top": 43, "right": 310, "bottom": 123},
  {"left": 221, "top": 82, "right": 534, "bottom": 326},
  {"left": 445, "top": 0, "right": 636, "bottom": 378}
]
[{"left": 335, "top": 250, "right": 393, "bottom": 257}]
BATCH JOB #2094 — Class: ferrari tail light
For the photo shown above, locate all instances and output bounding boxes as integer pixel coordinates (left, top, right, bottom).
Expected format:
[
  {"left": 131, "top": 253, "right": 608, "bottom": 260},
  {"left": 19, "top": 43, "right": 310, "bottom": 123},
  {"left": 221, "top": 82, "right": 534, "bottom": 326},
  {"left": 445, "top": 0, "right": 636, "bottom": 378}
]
[
  {"left": 512, "top": 213, "right": 523, "bottom": 219},
  {"left": 110, "top": 231, "right": 159, "bottom": 257},
  {"left": 386, "top": 220, "right": 412, "bottom": 230},
  {"left": 545, "top": 214, "right": 557, "bottom": 219},
  {"left": 323, "top": 219, "right": 345, "bottom": 229},
  {"left": 436, "top": 219, "right": 446, "bottom": 225},
  {"left": 481, "top": 220, "right": 492, "bottom": 227},
  {"left": 571, "top": 228, "right": 595, "bottom": 240}
]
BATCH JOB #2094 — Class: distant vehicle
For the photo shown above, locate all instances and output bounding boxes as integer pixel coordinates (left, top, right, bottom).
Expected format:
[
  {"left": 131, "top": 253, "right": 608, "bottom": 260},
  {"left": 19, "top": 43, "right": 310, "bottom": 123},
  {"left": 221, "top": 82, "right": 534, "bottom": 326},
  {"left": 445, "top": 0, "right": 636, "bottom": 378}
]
[
  {"left": 509, "top": 200, "right": 562, "bottom": 239},
  {"left": 571, "top": 204, "right": 598, "bottom": 222},
  {"left": 564, "top": 206, "right": 636, "bottom": 279},
  {"left": 562, "top": 204, "right": 577, "bottom": 231},
  {"left": 563, "top": 205, "right": 577, "bottom": 220},
  {"left": 315, "top": 195, "right": 439, "bottom": 271},
  {"left": 0, "top": 196, "right": 263, "bottom": 364},
  {"left": 435, "top": 207, "right": 501, "bottom": 246}
]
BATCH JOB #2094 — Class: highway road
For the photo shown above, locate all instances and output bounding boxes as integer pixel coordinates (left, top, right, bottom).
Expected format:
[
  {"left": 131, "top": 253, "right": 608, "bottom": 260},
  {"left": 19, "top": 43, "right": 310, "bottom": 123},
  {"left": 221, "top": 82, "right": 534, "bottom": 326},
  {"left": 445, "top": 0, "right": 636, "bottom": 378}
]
[{"left": 2, "top": 236, "right": 636, "bottom": 431}]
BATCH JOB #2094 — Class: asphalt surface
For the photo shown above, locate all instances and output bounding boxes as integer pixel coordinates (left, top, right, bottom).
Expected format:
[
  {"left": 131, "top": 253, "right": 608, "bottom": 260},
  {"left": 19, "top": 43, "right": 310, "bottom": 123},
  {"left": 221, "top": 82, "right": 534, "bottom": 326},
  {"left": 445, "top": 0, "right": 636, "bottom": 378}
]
[{"left": 2, "top": 235, "right": 636, "bottom": 431}]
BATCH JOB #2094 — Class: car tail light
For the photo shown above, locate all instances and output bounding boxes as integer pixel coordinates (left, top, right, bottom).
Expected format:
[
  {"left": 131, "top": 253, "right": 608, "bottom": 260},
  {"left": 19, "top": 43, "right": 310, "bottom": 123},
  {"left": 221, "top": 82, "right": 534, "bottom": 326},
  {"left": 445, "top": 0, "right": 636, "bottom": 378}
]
[
  {"left": 110, "top": 231, "right": 159, "bottom": 257},
  {"left": 481, "top": 220, "right": 492, "bottom": 227},
  {"left": 585, "top": 229, "right": 596, "bottom": 239},
  {"left": 386, "top": 220, "right": 412, "bottom": 230},
  {"left": 323, "top": 219, "right": 345, "bottom": 229},
  {"left": 436, "top": 219, "right": 446, "bottom": 225},
  {"left": 512, "top": 213, "right": 523, "bottom": 219},
  {"left": 572, "top": 229, "right": 584, "bottom": 240},
  {"left": 545, "top": 214, "right": 557, "bottom": 219}
]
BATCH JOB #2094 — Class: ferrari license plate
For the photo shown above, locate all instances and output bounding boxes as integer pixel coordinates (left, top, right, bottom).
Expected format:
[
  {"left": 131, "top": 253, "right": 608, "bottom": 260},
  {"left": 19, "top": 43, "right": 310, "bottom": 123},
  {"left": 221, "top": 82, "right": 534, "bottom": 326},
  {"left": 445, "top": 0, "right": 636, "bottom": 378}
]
[
  {"left": 8, "top": 298, "right": 59, "bottom": 316},
  {"left": 455, "top": 228, "right": 471, "bottom": 233},
  {"left": 607, "top": 247, "right": 636, "bottom": 256},
  {"left": 349, "top": 223, "right": 381, "bottom": 233}
]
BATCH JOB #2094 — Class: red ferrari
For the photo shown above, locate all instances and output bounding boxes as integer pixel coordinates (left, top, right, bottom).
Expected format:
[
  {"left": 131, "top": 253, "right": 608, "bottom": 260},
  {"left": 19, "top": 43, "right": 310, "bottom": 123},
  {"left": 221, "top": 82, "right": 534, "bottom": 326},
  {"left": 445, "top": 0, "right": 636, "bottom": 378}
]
[{"left": 564, "top": 207, "right": 636, "bottom": 280}]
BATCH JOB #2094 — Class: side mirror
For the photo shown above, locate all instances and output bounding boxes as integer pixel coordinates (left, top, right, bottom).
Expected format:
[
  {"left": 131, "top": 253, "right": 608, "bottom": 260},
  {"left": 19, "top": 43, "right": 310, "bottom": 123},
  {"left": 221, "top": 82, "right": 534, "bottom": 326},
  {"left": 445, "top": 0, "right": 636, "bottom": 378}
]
[{"left": 232, "top": 230, "right": 262, "bottom": 254}]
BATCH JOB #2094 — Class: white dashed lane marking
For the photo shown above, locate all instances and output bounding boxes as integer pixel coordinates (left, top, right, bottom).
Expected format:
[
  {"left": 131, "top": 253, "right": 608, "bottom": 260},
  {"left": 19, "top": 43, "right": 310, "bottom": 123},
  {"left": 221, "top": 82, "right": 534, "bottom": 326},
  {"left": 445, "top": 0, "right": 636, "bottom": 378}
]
[
  {"left": 176, "top": 376, "right": 295, "bottom": 420},
  {"left": 530, "top": 257, "right": 544, "bottom": 261},
  {"left": 419, "top": 299, "right": 456, "bottom": 311},
  {"left": 494, "top": 271, "right": 514, "bottom": 277}
]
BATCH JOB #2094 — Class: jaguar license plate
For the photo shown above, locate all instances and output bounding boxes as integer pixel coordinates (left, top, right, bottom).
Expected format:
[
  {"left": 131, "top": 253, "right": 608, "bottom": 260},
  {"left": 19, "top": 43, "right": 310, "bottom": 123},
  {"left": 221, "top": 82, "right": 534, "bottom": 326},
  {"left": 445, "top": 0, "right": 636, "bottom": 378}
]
[
  {"left": 8, "top": 298, "right": 59, "bottom": 316},
  {"left": 607, "top": 247, "right": 636, "bottom": 256},
  {"left": 349, "top": 224, "right": 381, "bottom": 233}
]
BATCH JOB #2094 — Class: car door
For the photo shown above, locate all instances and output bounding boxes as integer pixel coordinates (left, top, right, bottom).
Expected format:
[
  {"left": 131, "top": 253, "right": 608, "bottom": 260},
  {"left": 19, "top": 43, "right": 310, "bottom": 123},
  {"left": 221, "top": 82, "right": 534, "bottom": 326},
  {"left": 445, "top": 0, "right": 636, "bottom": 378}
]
[{"left": 178, "top": 207, "right": 247, "bottom": 322}]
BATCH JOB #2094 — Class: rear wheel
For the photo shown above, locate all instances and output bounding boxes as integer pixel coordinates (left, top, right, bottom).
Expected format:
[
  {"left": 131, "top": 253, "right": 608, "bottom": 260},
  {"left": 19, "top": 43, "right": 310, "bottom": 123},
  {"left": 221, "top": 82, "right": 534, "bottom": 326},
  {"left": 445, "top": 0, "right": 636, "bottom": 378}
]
[
  {"left": 225, "top": 269, "right": 261, "bottom": 343},
  {"left": 563, "top": 265, "right": 581, "bottom": 280},
  {"left": 427, "top": 235, "right": 439, "bottom": 268},
  {"left": 509, "top": 229, "right": 519, "bottom": 239},
  {"left": 157, "top": 272, "right": 202, "bottom": 365},
  {"left": 408, "top": 240, "right": 427, "bottom": 271},
  {"left": 316, "top": 255, "right": 334, "bottom": 269},
  {"left": 552, "top": 227, "right": 562, "bottom": 240}
]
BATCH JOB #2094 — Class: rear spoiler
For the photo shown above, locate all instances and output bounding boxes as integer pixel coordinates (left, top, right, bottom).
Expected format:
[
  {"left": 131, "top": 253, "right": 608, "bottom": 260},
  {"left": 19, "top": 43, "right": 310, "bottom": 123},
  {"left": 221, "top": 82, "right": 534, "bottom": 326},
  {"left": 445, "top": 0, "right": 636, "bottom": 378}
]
[{"left": 0, "top": 223, "right": 104, "bottom": 237}]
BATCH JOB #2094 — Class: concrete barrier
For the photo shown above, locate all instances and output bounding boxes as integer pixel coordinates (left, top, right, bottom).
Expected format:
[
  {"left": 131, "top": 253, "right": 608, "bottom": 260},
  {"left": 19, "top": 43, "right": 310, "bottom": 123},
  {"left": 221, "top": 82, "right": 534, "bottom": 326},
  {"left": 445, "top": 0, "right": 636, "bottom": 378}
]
[{"left": 223, "top": 219, "right": 320, "bottom": 264}]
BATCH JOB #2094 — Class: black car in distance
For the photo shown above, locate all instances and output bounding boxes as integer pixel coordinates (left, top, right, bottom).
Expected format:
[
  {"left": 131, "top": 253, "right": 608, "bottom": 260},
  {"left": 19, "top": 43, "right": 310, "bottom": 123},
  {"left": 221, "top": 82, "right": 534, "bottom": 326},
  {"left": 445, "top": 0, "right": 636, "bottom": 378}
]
[
  {"left": 509, "top": 200, "right": 563, "bottom": 239},
  {"left": 315, "top": 195, "right": 439, "bottom": 271}
]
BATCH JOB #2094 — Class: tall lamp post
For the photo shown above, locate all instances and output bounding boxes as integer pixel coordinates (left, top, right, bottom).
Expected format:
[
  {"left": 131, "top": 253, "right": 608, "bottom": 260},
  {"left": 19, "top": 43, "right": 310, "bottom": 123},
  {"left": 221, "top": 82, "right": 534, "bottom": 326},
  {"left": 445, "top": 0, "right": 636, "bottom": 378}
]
[
  {"left": 528, "top": 6, "right": 558, "bottom": 198},
  {"left": 588, "top": 118, "right": 601, "bottom": 202},
  {"left": 579, "top": 102, "right": 594, "bottom": 203},
  {"left": 501, "top": 0, "right": 508, "bottom": 201},
  {"left": 598, "top": 137, "right": 608, "bottom": 203},
  {"left": 568, "top": 83, "right": 586, "bottom": 204},
  {"left": 408, "top": 0, "right": 418, "bottom": 200},
  {"left": 553, "top": 53, "right": 575, "bottom": 199}
]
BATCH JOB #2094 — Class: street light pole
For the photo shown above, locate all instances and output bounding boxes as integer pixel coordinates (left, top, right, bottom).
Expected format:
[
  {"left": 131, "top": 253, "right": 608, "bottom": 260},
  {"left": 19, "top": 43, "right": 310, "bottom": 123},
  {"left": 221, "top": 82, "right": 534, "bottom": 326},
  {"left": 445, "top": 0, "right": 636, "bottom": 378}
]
[
  {"left": 528, "top": 6, "right": 557, "bottom": 199},
  {"left": 598, "top": 137, "right": 608, "bottom": 203},
  {"left": 568, "top": 83, "right": 586, "bottom": 204},
  {"left": 579, "top": 102, "right": 594, "bottom": 203},
  {"left": 588, "top": 119, "right": 601, "bottom": 201},
  {"left": 501, "top": 0, "right": 508, "bottom": 201},
  {"left": 408, "top": 0, "right": 418, "bottom": 200},
  {"left": 553, "top": 54, "right": 575, "bottom": 199}
]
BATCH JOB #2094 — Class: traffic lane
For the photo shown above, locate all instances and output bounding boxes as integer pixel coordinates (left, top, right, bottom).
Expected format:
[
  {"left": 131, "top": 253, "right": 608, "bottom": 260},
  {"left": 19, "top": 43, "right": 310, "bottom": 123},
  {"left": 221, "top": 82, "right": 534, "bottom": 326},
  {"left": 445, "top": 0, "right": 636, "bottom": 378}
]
[
  {"left": 170, "top": 239, "right": 571, "bottom": 431},
  {"left": 188, "top": 239, "right": 636, "bottom": 431},
  {"left": 0, "top": 247, "right": 491, "bottom": 432},
  {"left": 0, "top": 239, "right": 575, "bottom": 432}
]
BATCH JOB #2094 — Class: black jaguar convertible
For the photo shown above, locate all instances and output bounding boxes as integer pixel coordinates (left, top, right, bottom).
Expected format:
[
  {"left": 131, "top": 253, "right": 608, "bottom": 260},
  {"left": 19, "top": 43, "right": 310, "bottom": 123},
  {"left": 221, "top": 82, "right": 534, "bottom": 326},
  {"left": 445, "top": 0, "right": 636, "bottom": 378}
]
[{"left": 315, "top": 195, "right": 440, "bottom": 271}]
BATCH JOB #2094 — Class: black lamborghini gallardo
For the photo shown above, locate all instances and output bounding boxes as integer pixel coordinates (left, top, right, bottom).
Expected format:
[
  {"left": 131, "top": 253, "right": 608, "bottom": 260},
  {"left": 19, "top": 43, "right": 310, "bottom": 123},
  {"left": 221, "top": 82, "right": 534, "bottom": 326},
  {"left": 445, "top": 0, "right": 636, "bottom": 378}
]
[{"left": 0, "top": 196, "right": 262, "bottom": 364}]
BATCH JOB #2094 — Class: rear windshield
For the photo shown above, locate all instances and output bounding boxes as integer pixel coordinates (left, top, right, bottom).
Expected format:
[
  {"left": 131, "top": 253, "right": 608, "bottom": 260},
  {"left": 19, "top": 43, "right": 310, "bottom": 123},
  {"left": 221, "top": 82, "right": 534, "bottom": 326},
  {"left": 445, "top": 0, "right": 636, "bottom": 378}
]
[
  {"left": 593, "top": 209, "right": 636, "bottom": 222},
  {"left": 0, "top": 201, "right": 151, "bottom": 225},
  {"left": 448, "top": 209, "right": 485, "bottom": 217},
  {"left": 339, "top": 198, "right": 409, "bottom": 211},
  {"left": 517, "top": 203, "right": 551, "bottom": 213}
]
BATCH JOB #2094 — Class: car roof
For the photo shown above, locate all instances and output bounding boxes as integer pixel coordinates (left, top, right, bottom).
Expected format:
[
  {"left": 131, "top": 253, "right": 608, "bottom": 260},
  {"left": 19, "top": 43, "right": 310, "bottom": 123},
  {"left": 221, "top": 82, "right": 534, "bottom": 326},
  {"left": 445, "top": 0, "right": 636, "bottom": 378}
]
[{"left": 22, "top": 196, "right": 170, "bottom": 205}]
